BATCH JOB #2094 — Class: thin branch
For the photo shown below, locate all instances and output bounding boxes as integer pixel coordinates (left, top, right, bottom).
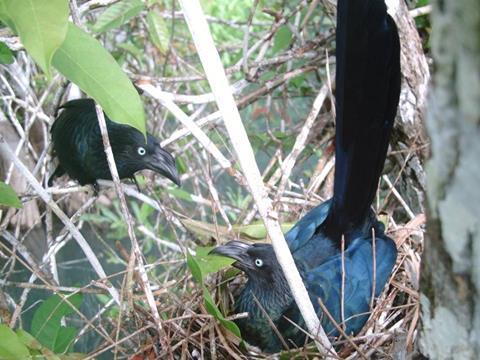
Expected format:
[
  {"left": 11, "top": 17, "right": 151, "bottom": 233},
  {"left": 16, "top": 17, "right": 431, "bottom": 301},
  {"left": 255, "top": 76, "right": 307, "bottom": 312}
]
[
  {"left": 137, "top": 83, "right": 234, "bottom": 172},
  {"left": 273, "top": 83, "right": 329, "bottom": 203},
  {"left": 94, "top": 104, "right": 171, "bottom": 354}
]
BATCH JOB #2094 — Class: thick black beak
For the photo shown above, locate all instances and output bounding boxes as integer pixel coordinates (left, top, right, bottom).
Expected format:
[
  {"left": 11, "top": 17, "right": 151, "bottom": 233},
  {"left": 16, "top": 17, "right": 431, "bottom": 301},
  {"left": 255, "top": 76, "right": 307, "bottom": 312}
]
[
  {"left": 150, "top": 147, "right": 181, "bottom": 186},
  {"left": 209, "top": 240, "right": 252, "bottom": 269}
]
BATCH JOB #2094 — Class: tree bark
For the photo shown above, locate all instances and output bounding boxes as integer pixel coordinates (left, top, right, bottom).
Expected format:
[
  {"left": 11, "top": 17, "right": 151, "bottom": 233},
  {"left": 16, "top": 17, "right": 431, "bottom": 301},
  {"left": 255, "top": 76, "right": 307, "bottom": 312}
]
[{"left": 420, "top": 0, "right": 480, "bottom": 358}]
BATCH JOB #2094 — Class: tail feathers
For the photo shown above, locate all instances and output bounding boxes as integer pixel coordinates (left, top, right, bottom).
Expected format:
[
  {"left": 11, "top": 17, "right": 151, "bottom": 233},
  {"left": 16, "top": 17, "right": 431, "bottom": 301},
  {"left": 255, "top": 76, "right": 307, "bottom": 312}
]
[{"left": 324, "top": 0, "right": 401, "bottom": 238}]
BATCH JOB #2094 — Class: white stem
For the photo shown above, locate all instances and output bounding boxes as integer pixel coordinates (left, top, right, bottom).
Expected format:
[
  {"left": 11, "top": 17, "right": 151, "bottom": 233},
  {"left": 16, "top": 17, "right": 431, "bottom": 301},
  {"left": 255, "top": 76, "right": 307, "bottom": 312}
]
[
  {"left": 138, "top": 83, "right": 232, "bottom": 170},
  {"left": 178, "top": 0, "right": 336, "bottom": 355}
]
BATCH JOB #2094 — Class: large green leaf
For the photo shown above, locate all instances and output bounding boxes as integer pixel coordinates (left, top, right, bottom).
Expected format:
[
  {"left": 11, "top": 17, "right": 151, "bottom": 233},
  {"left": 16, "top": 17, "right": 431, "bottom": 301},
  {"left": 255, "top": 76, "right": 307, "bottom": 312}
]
[
  {"left": 92, "top": 0, "right": 144, "bottom": 33},
  {"left": 2, "top": 0, "right": 69, "bottom": 77},
  {"left": 187, "top": 251, "right": 203, "bottom": 283},
  {"left": 31, "top": 293, "right": 83, "bottom": 352},
  {"left": 146, "top": 10, "right": 169, "bottom": 53},
  {"left": 52, "top": 23, "right": 146, "bottom": 135},
  {"left": 0, "top": 325, "right": 30, "bottom": 359},
  {"left": 0, "top": 181, "right": 22, "bottom": 208}
]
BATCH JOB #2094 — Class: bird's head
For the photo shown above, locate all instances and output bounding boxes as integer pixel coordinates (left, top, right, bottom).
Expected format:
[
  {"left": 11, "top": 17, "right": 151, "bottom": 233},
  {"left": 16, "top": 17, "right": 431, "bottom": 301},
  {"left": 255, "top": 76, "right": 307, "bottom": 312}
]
[
  {"left": 114, "top": 130, "right": 181, "bottom": 186},
  {"left": 210, "top": 241, "right": 288, "bottom": 289},
  {"left": 142, "top": 134, "right": 181, "bottom": 186}
]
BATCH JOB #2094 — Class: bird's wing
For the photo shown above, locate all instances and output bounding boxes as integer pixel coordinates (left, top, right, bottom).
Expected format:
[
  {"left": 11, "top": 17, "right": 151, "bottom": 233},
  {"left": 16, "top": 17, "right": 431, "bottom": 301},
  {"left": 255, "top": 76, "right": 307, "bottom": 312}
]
[
  {"left": 286, "top": 200, "right": 331, "bottom": 252},
  {"left": 324, "top": 0, "right": 401, "bottom": 237},
  {"left": 304, "top": 234, "right": 397, "bottom": 336},
  {"left": 50, "top": 99, "right": 100, "bottom": 184}
]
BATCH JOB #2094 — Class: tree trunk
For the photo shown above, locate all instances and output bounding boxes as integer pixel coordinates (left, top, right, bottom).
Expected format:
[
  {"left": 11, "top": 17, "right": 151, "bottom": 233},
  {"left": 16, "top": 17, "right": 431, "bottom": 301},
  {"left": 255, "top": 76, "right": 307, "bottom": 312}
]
[{"left": 420, "top": 0, "right": 480, "bottom": 358}]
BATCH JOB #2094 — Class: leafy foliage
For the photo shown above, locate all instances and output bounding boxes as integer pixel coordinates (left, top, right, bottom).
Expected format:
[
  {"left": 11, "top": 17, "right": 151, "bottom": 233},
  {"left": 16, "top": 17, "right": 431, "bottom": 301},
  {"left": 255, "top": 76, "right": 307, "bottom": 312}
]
[
  {"left": 0, "top": 292, "right": 85, "bottom": 359},
  {"left": 31, "top": 293, "right": 83, "bottom": 353}
]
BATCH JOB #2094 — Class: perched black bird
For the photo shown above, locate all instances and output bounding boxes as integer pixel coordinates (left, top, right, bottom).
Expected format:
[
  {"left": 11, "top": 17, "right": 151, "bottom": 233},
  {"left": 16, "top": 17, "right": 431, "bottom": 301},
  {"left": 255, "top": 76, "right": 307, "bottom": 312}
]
[
  {"left": 48, "top": 99, "right": 180, "bottom": 190},
  {"left": 211, "top": 0, "right": 400, "bottom": 352}
]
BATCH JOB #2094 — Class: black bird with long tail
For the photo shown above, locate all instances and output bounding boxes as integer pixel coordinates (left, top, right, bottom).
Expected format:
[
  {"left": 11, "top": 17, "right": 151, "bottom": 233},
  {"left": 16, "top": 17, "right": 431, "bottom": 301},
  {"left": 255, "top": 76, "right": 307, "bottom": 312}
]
[
  {"left": 211, "top": 0, "right": 401, "bottom": 352},
  {"left": 48, "top": 99, "right": 180, "bottom": 190}
]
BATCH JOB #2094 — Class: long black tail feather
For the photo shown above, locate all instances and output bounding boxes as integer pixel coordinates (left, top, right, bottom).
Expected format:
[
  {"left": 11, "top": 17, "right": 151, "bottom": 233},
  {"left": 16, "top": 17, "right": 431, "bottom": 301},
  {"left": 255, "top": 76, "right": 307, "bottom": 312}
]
[{"left": 324, "top": 0, "right": 401, "bottom": 238}]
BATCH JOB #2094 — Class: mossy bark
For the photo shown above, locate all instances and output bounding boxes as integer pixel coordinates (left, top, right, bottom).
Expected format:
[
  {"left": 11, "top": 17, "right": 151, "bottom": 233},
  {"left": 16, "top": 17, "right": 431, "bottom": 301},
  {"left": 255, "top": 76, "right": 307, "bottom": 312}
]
[{"left": 420, "top": 0, "right": 480, "bottom": 358}]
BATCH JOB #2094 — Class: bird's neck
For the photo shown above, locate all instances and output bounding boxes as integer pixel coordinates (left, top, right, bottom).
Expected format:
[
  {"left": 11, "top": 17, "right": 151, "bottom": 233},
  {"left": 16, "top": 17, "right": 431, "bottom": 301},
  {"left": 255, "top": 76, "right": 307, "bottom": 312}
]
[{"left": 237, "top": 268, "right": 295, "bottom": 323}]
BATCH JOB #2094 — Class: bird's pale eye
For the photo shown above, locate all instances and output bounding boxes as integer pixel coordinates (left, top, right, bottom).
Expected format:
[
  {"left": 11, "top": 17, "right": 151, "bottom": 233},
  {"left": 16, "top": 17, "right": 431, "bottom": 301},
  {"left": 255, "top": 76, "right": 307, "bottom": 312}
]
[
  {"left": 254, "top": 258, "right": 263, "bottom": 268},
  {"left": 137, "top": 147, "right": 146, "bottom": 156}
]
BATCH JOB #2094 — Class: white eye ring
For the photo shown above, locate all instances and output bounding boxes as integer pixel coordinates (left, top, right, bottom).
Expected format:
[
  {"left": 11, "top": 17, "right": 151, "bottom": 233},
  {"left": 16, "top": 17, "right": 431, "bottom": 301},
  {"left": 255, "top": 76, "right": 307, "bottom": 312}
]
[
  {"left": 254, "top": 258, "right": 263, "bottom": 267},
  {"left": 137, "top": 147, "right": 146, "bottom": 156}
]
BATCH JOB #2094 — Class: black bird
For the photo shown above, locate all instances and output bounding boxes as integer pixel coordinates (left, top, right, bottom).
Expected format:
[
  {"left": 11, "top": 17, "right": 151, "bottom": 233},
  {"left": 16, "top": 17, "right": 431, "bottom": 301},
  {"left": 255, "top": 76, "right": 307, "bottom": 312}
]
[
  {"left": 211, "top": 0, "right": 400, "bottom": 352},
  {"left": 48, "top": 99, "right": 180, "bottom": 190}
]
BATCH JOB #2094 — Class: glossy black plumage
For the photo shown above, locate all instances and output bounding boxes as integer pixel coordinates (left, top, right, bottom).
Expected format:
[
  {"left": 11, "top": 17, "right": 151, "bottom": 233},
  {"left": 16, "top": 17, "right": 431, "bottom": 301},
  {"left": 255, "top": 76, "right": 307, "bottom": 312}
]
[
  {"left": 49, "top": 99, "right": 180, "bottom": 188},
  {"left": 210, "top": 0, "right": 400, "bottom": 352}
]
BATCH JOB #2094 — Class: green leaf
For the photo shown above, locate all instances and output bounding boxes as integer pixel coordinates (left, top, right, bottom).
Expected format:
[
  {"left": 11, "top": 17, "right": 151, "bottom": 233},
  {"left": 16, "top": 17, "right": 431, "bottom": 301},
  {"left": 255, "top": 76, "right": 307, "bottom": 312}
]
[
  {"left": 203, "top": 286, "right": 241, "bottom": 338},
  {"left": 187, "top": 251, "right": 203, "bottom": 283},
  {"left": 0, "top": 181, "right": 22, "bottom": 208},
  {"left": 233, "top": 222, "right": 294, "bottom": 240},
  {"left": 2, "top": 0, "right": 69, "bottom": 77},
  {"left": 92, "top": 0, "right": 144, "bottom": 33},
  {"left": 187, "top": 247, "right": 235, "bottom": 283},
  {"left": 16, "top": 330, "right": 43, "bottom": 352},
  {"left": 194, "top": 246, "right": 235, "bottom": 277},
  {"left": 146, "top": 10, "right": 169, "bottom": 53},
  {"left": 31, "top": 293, "right": 83, "bottom": 351},
  {"left": 52, "top": 23, "right": 146, "bottom": 135},
  {"left": 0, "top": 325, "right": 30, "bottom": 359},
  {"left": 0, "top": 41, "right": 14, "bottom": 64},
  {"left": 273, "top": 26, "right": 292, "bottom": 53},
  {"left": 16, "top": 330, "right": 62, "bottom": 359},
  {"left": 180, "top": 217, "right": 294, "bottom": 243},
  {"left": 53, "top": 326, "right": 77, "bottom": 353}
]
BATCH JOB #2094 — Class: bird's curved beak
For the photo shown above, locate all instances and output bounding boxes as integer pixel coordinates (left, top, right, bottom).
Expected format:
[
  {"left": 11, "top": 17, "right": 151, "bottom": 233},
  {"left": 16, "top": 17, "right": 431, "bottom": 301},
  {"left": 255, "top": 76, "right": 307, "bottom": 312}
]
[
  {"left": 209, "top": 240, "right": 252, "bottom": 270},
  {"left": 150, "top": 147, "right": 181, "bottom": 186}
]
